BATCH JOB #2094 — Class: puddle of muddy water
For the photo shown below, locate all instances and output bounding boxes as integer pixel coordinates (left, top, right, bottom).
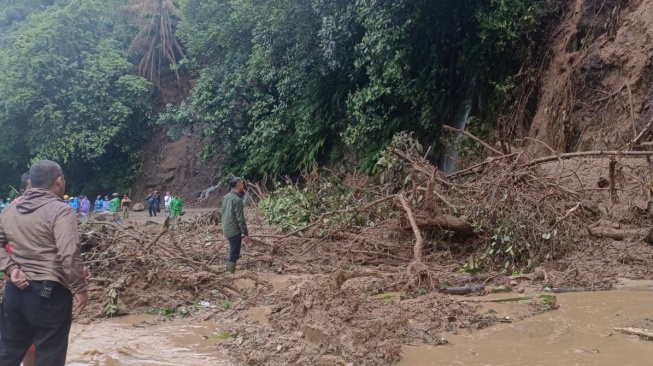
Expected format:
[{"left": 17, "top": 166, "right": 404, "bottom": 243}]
[
  {"left": 399, "top": 288, "right": 653, "bottom": 366},
  {"left": 247, "top": 306, "right": 272, "bottom": 326},
  {"left": 235, "top": 273, "right": 309, "bottom": 290},
  {"left": 66, "top": 315, "right": 234, "bottom": 366}
]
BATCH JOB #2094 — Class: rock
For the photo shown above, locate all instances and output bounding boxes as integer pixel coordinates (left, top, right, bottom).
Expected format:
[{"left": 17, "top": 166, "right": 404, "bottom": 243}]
[
  {"left": 132, "top": 203, "right": 145, "bottom": 212},
  {"left": 93, "top": 212, "right": 113, "bottom": 222}
]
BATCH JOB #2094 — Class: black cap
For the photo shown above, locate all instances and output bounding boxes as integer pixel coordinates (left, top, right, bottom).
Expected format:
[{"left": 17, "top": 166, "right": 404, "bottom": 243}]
[{"left": 229, "top": 177, "right": 243, "bottom": 188}]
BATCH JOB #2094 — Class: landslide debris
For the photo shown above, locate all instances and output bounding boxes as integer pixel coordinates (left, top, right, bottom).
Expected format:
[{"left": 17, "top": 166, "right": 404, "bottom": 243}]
[{"left": 45, "top": 131, "right": 653, "bottom": 365}]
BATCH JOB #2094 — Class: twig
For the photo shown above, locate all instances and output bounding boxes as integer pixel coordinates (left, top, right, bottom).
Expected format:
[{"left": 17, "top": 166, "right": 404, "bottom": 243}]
[
  {"left": 398, "top": 194, "right": 424, "bottom": 263},
  {"left": 86, "top": 221, "right": 144, "bottom": 243},
  {"left": 551, "top": 203, "right": 581, "bottom": 229},
  {"left": 630, "top": 117, "right": 653, "bottom": 147},
  {"left": 520, "top": 151, "right": 653, "bottom": 168},
  {"left": 609, "top": 158, "right": 617, "bottom": 203},
  {"left": 625, "top": 83, "right": 636, "bottom": 138},
  {"left": 447, "top": 153, "right": 518, "bottom": 179},
  {"left": 521, "top": 137, "right": 556, "bottom": 154},
  {"left": 442, "top": 125, "right": 503, "bottom": 156},
  {"left": 144, "top": 218, "right": 170, "bottom": 251}
]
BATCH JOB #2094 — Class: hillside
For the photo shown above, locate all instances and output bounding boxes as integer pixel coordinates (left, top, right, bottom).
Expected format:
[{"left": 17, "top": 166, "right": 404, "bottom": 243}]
[{"left": 528, "top": 0, "right": 653, "bottom": 155}]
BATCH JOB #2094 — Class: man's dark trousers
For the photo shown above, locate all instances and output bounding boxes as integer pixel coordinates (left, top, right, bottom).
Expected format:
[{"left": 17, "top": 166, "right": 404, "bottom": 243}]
[
  {"left": 0, "top": 280, "right": 73, "bottom": 366},
  {"left": 228, "top": 234, "right": 242, "bottom": 263},
  {"left": 148, "top": 205, "right": 157, "bottom": 217}
]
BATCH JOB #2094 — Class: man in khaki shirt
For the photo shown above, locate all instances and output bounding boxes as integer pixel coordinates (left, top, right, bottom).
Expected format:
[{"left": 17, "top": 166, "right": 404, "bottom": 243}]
[{"left": 0, "top": 160, "right": 90, "bottom": 366}]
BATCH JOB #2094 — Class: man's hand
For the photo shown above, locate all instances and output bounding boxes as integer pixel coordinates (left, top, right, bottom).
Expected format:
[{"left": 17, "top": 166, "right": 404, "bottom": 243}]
[
  {"left": 73, "top": 291, "right": 89, "bottom": 316},
  {"left": 83, "top": 266, "right": 92, "bottom": 283},
  {"left": 243, "top": 236, "right": 250, "bottom": 245},
  {"left": 10, "top": 268, "right": 29, "bottom": 289}
]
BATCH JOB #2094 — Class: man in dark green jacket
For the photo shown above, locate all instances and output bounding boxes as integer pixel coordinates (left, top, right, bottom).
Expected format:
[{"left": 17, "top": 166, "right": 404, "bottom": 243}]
[{"left": 222, "top": 177, "right": 249, "bottom": 273}]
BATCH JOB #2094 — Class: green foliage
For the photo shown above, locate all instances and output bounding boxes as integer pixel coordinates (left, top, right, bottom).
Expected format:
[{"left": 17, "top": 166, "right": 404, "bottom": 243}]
[
  {"left": 158, "top": 101, "right": 197, "bottom": 139},
  {"left": 103, "top": 282, "right": 127, "bottom": 317},
  {"left": 222, "top": 300, "right": 233, "bottom": 310},
  {"left": 173, "top": 0, "right": 557, "bottom": 178},
  {"left": 0, "top": 0, "right": 152, "bottom": 194},
  {"left": 259, "top": 177, "right": 377, "bottom": 233}
]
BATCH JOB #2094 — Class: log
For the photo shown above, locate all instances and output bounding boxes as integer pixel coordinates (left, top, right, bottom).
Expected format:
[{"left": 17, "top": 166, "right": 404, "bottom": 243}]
[
  {"left": 614, "top": 327, "right": 653, "bottom": 340},
  {"left": 589, "top": 227, "right": 653, "bottom": 243},
  {"left": 439, "top": 284, "right": 485, "bottom": 295},
  {"left": 399, "top": 215, "right": 474, "bottom": 234},
  {"left": 520, "top": 151, "right": 653, "bottom": 168},
  {"left": 398, "top": 194, "right": 424, "bottom": 263}
]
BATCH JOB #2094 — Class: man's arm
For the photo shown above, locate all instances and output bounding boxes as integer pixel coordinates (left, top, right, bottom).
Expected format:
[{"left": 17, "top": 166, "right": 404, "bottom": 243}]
[
  {"left": 53, "top": 208, "right": 88, "bottom": 294},
  {"left": 233, "top": 198, "right": 249, "bottom": 237}
]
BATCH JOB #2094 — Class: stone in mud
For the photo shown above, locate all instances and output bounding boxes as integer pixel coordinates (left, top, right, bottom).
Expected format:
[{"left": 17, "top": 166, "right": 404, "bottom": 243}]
[
  {"left": 132, "top": 203, "right": 145, "bottom": 212},
  {"left": 93, "top": 212, "right": 113, "bottom": 222}
]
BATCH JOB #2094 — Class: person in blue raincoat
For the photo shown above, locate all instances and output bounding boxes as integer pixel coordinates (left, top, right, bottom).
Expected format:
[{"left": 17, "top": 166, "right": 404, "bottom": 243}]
[
  {"left": 72, "top": 197, "right": 79, "bottom": 211},
  {"left": 94, "top": 195, "right": 103, "bottom": 211}
]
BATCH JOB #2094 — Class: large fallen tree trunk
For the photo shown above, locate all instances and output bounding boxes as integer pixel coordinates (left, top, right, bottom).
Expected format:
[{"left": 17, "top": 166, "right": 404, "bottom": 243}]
[
  {"left": 398, "top": 214, "right": 474, "bottom": 234},
  {"left": 589, "top": 227, "right": 653, "bottom": 243}
]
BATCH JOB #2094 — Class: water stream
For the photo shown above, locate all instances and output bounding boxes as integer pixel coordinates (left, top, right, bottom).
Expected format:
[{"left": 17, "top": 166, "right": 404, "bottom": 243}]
[
  {"left": 441, "top": 95, "right": 473, "bottom": 174},
  {"left": 66, "top": 279, "right": 653, "bottom": 366}
]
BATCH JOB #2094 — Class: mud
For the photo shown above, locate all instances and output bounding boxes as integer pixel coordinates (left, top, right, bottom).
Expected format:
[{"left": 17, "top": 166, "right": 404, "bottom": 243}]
[
  {"left": 400, "top": 283, "right": 653, "bottom": 366},
  {"left": 67, "top": 280, "right": 653, "bottom": 366},
  {"left": 66, "top": 315, "right": 233, "bottom": 366}
]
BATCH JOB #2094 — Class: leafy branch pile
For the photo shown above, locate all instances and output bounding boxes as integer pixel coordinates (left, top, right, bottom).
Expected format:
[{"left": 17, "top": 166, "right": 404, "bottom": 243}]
[{"left": 252, "top": 130, "right": 653, "bottom": 291}]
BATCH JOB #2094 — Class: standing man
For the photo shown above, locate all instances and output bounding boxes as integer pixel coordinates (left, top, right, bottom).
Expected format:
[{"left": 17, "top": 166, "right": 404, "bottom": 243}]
[
  {"left": 94, "top": 195, "right": 103, "bottom": 212},
  {"left": 0, "top": 160, "right": 90, "bottom": 366},
  {"left": 6, "top": 173, "right": 35, "bottom": 366},
  {"left": 164, "top": 191, "right": 171, "bottom": 217},
  {"left": 155, "top": 191, "right": 162, "bottom": 213},
  {"left": 108, "top": 193, "right": 120, "bottom": 213},
  {"left": 146, "top": 191, "right": 157, "bottom": 217},
  {"left": 80, "top": 196, "right": 91, "bottom": 217},
  {"left": 221, "top": 177, "right": 249, "bottom": 274},
  {"left": 170, "top": 194, "right": 182, "bottom": 218},
  {"left": 120, "top": 195, "right": 132, "bottom": 220}
]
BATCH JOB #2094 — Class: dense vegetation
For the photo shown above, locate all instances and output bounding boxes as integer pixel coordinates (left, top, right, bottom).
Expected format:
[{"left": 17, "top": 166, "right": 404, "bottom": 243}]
[
  {"left": 170, "top": 0, "right": 561, "bottom": 177},
  {"left": 0, "top": 0, "right": 152, "bottom": 195},
  {"left": 0, "top": 0, "right": 561, "bottom": 195}
]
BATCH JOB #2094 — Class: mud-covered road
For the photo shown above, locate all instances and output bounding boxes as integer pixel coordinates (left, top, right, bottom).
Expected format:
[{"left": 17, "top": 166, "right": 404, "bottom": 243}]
[{"left": 66, "top": 279, "right": 653, "bottom": 366}]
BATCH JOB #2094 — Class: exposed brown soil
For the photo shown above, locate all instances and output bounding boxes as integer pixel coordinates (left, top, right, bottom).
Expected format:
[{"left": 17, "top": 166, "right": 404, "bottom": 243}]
[{"left": 527, "top": 0, "right": 653, "bottom": 156}]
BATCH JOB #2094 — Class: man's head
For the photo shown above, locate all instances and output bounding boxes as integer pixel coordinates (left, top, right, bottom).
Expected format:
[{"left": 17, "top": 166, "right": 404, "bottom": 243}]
[
  {"left": 166, "top": 191, "right": 170, "bottom": 195},
  {"left": 29, "top": 160, "right": 65, "bottom": 198},
  {"left": 20, "top": 173, "right": 31, "bottom": 192},
  {"left": 229, "top": 177, "right": 245, "bottom": 194}
]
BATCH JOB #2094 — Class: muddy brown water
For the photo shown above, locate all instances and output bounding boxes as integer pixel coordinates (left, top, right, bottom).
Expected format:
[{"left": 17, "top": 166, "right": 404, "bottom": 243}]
[
  {"left": 66, "top": 315, "right": 233, "bottom": 366},
  {"left": 67, "top": 279, "right": 653, "bottom": 365}
]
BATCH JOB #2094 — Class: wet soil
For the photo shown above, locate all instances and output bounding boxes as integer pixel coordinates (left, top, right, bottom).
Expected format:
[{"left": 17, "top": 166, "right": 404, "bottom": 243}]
[
  {"left": 67, "top": 315, "right": 233, "bottom": 366},
  {"left": 67, "top": 278, "right": 653, "bottom": 366},
  {"left": 400, "top": 286, "right": 653, "bottom": 366}
]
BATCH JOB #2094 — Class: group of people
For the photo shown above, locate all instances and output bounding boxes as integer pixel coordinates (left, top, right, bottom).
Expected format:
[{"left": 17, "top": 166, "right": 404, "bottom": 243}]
[
  {"left": 146, "top": 190, "right": 183, "bottom": 218},
  {"left": 0, "top": 161, "right": 250, "bottom": 365},
  {"left": 55, "top": 190, "right": 184, "bottom": 221}
]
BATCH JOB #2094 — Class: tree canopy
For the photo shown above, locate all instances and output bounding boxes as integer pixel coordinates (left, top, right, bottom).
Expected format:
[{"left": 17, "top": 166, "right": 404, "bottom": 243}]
[
  {"left": 0, "top": 0, "right": 151, "bottom": 195},
  {"left": 0, "top": 0, "right": 560, "bottom": 194},
  {"left": 168, "top": 0, "right": 558, "bottom": 177}
]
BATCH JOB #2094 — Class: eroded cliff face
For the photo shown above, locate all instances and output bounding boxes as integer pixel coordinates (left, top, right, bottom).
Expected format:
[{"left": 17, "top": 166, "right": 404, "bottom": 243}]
[{"left": 527, "top": 0, "right": 653, "bottom": 156}]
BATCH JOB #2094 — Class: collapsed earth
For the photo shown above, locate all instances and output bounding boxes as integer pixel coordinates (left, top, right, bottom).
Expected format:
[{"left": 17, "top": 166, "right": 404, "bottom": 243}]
[{"left": 2, "top": 0, "right": 653, "bottom": 365}]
